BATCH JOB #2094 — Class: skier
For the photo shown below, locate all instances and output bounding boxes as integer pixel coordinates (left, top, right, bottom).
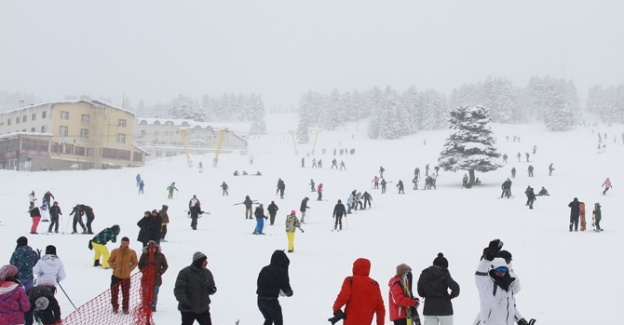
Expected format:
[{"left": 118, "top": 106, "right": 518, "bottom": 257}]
[
  {"left": 388, "top": 264, "right": 420, "bottom": 325},
  {"left": 501, "top": 179, "right": 512, "bottom": 199},
  {"left": 331, "top": 158, "right": 338, "bottom": 169},
  {"left": 434, "top": 166, "right": 440, "bottom": 176},
  {"left": 82, "top": 205, "right": 96, "bottom": 234},
  {"left": 276, "top": 178, "right": 286, "bottom": 199},
  {"left": 379, "top": 166, "right": 385, "bottom": 178},
  {"left": 10, "top": 236, "right": 39, "bottom": 292},
  {"left": 602, "top": 177, "right": 612, "bottom": 195},
  {"left": 373, "top": 176, "right": 380, "bottom": 189},
  {"left": 339, "top": 160, "right": 346, "bottom": 170},
  {"left": 516, "top": 152, "right": 521, "bottom": 162},
  {"left": 592, "top": 203, "right": 603, "bottom": 231},
  {"left": 417, "top": 253, "right": 460, "bottom": 325},
  {"left": 256, "top": 250, "right": 294, "bottom": 324},
  {"left": 167, "top": 182, "right": 178, "bottom": 200},
  {"left": 89, "top": 224, "right": 120, "bottom": 268},
  {"left": 220, "top": 181, "right": 229, "bottom": 196},
  {"left": 532, "top": 145, "right": 537, "bottom": 154},
  {"left": 318, "top": 159, "right": 323, "bottom": 168},
  {"left": 300, "top": 197, "right": 310, "bottom": 223},
  {"left": 69, "top": 204, "right": 86, "bottom": 234},
  {"left": 29, "top": 206, "right": 41, "bottom": 235},
  {"left": 312, "top": 158, "right": 318, "bottom": 168},
  {"left": 33, "top": 245, "right": 66, "bottom": 288},
  {"left": 568, "top": 197, "right": 581, "bottom": 232},
  {"left": 47, "top": 202, "right": 62, "bottom": 233},
  {"left": 188, "top": 198, "right": 202, "bottom": 231},
  {"left": 317, "top": 183, "right": 324, "bottom": 201},
  {"left": 425, "top": 164, "right": 430, "bottom": 176},
  {"left": 397, "top": 180, "right": 405, "bottom": 194},
  {"left": 475, "top": 239, "right": 532, "bottom": 325},
  {"left": 332, "top": 199, "right": 346, "bottom": 231},
  {"left": 525, "top": 187, "right": 536, "bottom": 209},
  {"left": 527, "top": 165, "right": 534, "bottom": 177},
  {"left": 301, "top": 157, "right": 305, "bottom": 168},
  {"left": 537, "top": 187, "right": 549, "bottom": 196},
  {"left": 414, "top": 167, "right": 421, "bottom": 178},
  {"left": 502, "top": 153, "right": 508, "bottom": 163},
  {"left": 310, "top": 179, "right": 316, "bottom": 192},
  {"left": 136, "top": 174, "right": 141, "bottom": 186},
  {"left": 548, "top": 163, "right": 554, "bottom": 176},
  {"left": 525, "top": 152, "right": 530, "bottom": 162},
  {"left": 253, "top": 204, "right": 267, "bottom": 235},
  {"left": 381, "top": 178, "right": 387, "bottom": 194},
  {"left": 412, "top": 176, "right": 419, "bottom": 190},
  {"left": 362, "top": 191, "right": 373, "bottom": 209},
  {"left": 267, "top": 201, "right": 279, "bottom": 226},
  {"left": 331, "top": 258, "right": 386, "bottom": 325},
  {"left": 138, "top": 179, "right": 145, "bottom": 194},
  {"left": 511, "top": 167, "right": 516, "bottom": 178},
  {"left": 346, "top": 194, "right": 354, "bottom": 214},
  {"left": 285, "top": 210, "right": 303, "bottom": 253},
  {"left": 243, "top": 195, "right": 255, "bottom": 219}
]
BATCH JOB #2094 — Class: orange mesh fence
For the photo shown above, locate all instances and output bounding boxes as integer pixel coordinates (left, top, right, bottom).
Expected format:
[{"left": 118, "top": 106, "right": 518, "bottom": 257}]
[{"left": 61, "top": 245, "right": 156, "bottom": 325}]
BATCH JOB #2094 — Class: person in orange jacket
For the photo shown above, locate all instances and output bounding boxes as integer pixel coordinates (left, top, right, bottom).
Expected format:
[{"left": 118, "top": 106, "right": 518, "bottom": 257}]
[{"left": 331, "top": 258, "right": 385, "bottom": 325}]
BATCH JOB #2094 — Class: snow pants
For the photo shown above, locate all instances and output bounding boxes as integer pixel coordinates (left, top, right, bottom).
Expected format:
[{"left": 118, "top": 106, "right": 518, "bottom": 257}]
[
  {"left": 334, "top": 215, "right": 343, "bottom": 230},
  {"left": 286, "top": 231, "right": 295, "bottom": 252},
  {"left": 570, "top": 215, "right": 579, "bottom": 231},
  {"left": 269, "top": 212, "right": 277, "bottom": 225},
  {"left": 73, "top": 215, "right": 85, "bottom": 233},
  {"left": 258, "top": 298, "right": 283, "bottom": 325},
  {"left": 424, "top": 315, "right": 453, "bottom": 325},
  {"left": 30, "top": 216, "right": 41, "bottom": 233},
  {"left": 92, "top": 242, "right": 110, "bottom": 268},
  {"left": 48, "top": 215, "right": 59, "bottom": 232},
  {"left": 254, "top": 217, "right": 265, "bottom": 234}
]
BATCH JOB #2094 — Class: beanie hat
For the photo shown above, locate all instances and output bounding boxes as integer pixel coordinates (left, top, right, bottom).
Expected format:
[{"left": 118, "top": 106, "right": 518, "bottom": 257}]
[
  {"left": 193, "top": 251, "right": 207, "bottom": 262},
  {"left": 45, "top": 245, "right": 57, "bottom": 256},
  {"left": 17, "top": 236, "right": 28, "bottom": 247},
  {"left": 433, "top": 252, "right": 449, "bottom": 268},
  {"left": 290, "top": 210, "right": 296, "bottom": 215},
  {"left": 0, "top": 264, "right": 18, "bottom": 282},
  {"left": 53, "top": 201, "right": 59, "bottom": 205},
  {"left": 396, "top": 263, "right": 412, "bottom": 275},
  {"left": 35, "top": 297, "right": 50, "bottom": 310}
]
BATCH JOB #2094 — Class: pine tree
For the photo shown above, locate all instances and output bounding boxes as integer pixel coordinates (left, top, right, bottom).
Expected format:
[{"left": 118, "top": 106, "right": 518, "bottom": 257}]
[{"left": 438, "top": 105, "right": 502, "bottom": 186}]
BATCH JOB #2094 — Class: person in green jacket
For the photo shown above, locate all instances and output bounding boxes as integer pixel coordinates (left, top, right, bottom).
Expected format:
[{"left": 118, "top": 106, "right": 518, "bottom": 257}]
[
  {"left": 592, "top": 202, "right": 603, "bottom": 231},
  {"left": 89, "top": 225, "right": 120, "bottom": 268}
]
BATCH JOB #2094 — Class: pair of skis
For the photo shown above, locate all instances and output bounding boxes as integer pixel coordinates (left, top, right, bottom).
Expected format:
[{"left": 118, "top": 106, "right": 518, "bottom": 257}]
[{"left": 401, "top": 272, "right": 422, "bottom": 325}]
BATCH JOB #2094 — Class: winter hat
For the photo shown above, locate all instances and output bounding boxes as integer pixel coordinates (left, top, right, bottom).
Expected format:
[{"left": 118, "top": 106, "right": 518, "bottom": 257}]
[
  {"left": 35, "top": 297, "right": 50, "bottom": 310},
  {"left": 152, "top": 209, "right": 158, "bottom": 214},
  {"left": 193, "top": 251, "right": 207, "bottom": 263},
  {"left": 162, "top": 205, "right": 168, "bottom": 210},
  {"left": 45, "top": 245, "right": 57, "bottom": 255},
  {"left": 17, "top": 236, "right": 28, "bottom": 247},
  {"left": 53, "top": 201, "right": 59, "bottom": 205},
  {"left": 290, "top": 210, "right": 296, "bottom": 215},
  {"left": 0, "top": 264, "right": 18, "bottom": 282},
  {"left": 433, "top": 252, "right": 449, "bottom": 268},
  {"left": 396, "top": 263, "right": 412, "bottom": 275}
]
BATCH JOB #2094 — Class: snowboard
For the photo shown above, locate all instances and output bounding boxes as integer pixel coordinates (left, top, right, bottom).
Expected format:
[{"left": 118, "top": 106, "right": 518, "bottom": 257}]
[{"left": 579, "top": 202, "right": 586, "bottom": 231}]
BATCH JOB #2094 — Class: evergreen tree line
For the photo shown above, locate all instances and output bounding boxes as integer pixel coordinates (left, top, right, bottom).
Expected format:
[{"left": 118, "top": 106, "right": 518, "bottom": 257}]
[
  {"left": 297, "top": 75, "right": 592, "bottom": 142},
  {"left": 587, "top": 84, "right": 624, "bottom": 124}
]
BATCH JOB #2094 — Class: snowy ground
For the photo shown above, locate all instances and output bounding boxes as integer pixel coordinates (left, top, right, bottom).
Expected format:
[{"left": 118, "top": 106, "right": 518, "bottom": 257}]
[{"left": 1, "top": 113, "right": 623, "bottom": 325}]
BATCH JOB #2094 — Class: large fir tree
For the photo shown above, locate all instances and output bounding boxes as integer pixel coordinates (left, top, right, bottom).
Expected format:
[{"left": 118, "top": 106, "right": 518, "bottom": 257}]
[{"left": 438, "top": 105, "right": 502, "bottom": 186}]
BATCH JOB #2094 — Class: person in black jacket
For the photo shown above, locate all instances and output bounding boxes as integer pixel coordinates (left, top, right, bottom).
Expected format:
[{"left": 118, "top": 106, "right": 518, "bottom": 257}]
[
  {"left": 47, "top": 202, "right": 62, "bottom": 233},
  {"left": 26, "top": 285, "right": 61, "bottom": 325},
  {"left": 137, "top": 211, "right": 157, "bottom": 247},
  {"left": 256, "top": 250, "right": 293, "bottom": 325},
  {"left": 299, "top": 197, "right": 310, "bottom": 223},
  {"left": 69, "top": 205, "right": 86, "bottom": 234},
  {"left": 267, "top": 201, "right": 279, "bottom": 226},
  {"left": 568, "top": 197, "right": 581, "bottom": 231},
  {"left": 332, "top": 200, "right": 346, "bottom": 231},
  {"left": 149, "top": 209, "right": 163, "bottom": 244},
  {"left": 417, "top": 253, "right": 460, "bottom": 325},
  {"left": 174, "top": 251, "right": 217, "bottom": 325},
  {"left": 82, "top": 205, "right": 96, "bottom": 234}
]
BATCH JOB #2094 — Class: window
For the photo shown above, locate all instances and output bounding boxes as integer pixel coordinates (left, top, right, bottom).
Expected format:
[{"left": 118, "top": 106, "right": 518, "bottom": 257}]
[
  {"left": 60, "top": 111, "right": 69, "bottom": 120},
  {"left": 81, "top": 114, "right": 90, "bottom": 123},
  {"left": 60, "top": 126, "right": 68, "bottom": 137},
  {"left": 155, "top": 151, "right": 162, "bottom": 157},
  {"left": 16, "top": 117, "right": 20, "bottom": 124},
  {"left": 42, "top": 111, "right": 47, "bottom": 118},
  {"left": 75, "top": 146, "right": 85, "bottom": 156},
  {"left": 7, "top": 119, "right": 11, "bottom": 126},
  {"left": 117, "top": 133, "right": 126, "bottom": 143},
  {"left": 22, "top": 116, "right": 27, "bottom": 123},
  {"left": 133, "top": 152, "right": 143, "bottom": 162},
  {"left": 32, "top": 113, "right": 36, "bottom": 121},
  {"left": 80, "top": 128, "right": 89, "bottom": 138},
  {"left": 64, "top": 144, "right": 74, "bottom": 155},
  {"left": 139, "top": 120, "right": 148, "bottom": 125},
  {"left": 154, "top": 121, "right": 160, "bottom": 125},
  {"left": 118, "top": 119, "right": 127, "bottom": 127},
  {"left": 51, "top": 142, "right": 63, "bottom": 154},
  {"left": 41, "top": 126, "right": 46, "bottom": 133},
  {"left": 165, "top": 121, "right": 174, "bottom": 126},
  {"left": 31, "top": 127, "right": 36, "bottom": 132}
]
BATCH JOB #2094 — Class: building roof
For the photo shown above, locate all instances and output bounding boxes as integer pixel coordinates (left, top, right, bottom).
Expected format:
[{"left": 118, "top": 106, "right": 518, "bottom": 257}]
[
  {"left": 2, "top": 98, "right": 135, "bottom": 116},
  {"left": 0, "top": 132, "right": 54, "bottom": 139},
  {"left": 136, "top": 117, "right": 249, "bottom": 134}
]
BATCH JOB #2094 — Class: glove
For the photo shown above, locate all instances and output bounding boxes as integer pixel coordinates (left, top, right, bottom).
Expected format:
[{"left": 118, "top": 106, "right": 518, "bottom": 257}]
[
  {"left": 36, "top": 249, "right": 42, "bottom": 258},
  {"left": 517, "top": 318, "right": 529, "bottom": 325},
  {"left": 413, "top": 298, "right": 420, "bottom": 308},
  {"left": 484, "top": 239, "right": 503, "bottom": 261}
]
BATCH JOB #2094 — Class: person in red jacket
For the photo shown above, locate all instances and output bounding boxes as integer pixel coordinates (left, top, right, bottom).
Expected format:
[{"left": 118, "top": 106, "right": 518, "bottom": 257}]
[
  {"left": 331, "top": 258, "right": 385, "bottom": 325},
  {"left": 388, "top": 263, "right": 420, "bottom": 325}
]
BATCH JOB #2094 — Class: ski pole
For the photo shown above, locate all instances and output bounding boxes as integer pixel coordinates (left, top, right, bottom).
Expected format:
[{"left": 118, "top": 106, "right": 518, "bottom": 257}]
[
  {"left": 63, "top": 215, "right": 71, "bottom": 234},
  {"left": 345, "top": 216, "right": 349, "bottom": 229},
  {"left": 57, "top": 281, "right": 77, "bottom": 310}
]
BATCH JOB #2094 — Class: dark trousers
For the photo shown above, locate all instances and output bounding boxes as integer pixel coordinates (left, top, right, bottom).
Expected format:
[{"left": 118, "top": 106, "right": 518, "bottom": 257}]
[
  {"left": 73, "top": 216, "right": 85, "bottom": 232},
  {"left": 161, "top": 225, "right": 168, "bottom": 239},
  {"left": 269, "top": 212, "right": 277, "bottom": 225},
  {"left": 181, "top": 310, "right": 212, "bottom": 325},
  {"left": 48, "top": 215, "right": 59, "bottom": 232},
  {"left": 86, "top": 216, "right": 94, "bottom": 234},
  {"left": 334, "top": 215, "right": 343, "bottom": 230},
  {"left": 111, "top": 276, "right": 131, "bottom": 311},
  {"left": 393, "top": 319, "right": 408, "bottom": 325},
  {"left": 258, "top": 298, "right": 283, "bottom": 325},
  {"left": 570, "top": 216, "right": 579, "bottom": 231},
  {"left": 363, "top": 199, "right": 371, "bottom": 209},
  {"left": 191, "top": 213, "right": 199, "bottom": 230}
]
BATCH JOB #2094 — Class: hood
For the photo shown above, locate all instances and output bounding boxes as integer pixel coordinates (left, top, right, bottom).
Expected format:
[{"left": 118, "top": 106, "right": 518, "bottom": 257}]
[
  {"left": 352, "top": 258, "right": 371, "bottom": 276},
  {"left": 270, "top": 250, "right": 290, "bottom": 270},
  {"left": 111, "top": 225, "right": 120, "bottom": 235},
  {"left": 489, "top": 257, "right": 507, "bottom": 271}
]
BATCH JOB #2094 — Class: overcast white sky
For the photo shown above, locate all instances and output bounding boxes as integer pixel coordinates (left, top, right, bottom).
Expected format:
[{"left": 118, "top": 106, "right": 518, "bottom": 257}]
[{"left": 1, "top": 0, "right": 623, "bottom": 108}]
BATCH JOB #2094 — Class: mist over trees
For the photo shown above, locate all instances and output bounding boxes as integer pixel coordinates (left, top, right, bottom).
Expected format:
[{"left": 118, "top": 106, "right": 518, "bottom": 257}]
[{"left": 587, "top": 84, "right": 624, "bottom": 125}]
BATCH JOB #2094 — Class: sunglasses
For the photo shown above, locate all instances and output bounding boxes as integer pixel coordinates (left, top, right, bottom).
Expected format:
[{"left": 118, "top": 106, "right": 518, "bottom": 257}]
[{"left": 493, "top": 266, "right": 508, "bottom": 273}]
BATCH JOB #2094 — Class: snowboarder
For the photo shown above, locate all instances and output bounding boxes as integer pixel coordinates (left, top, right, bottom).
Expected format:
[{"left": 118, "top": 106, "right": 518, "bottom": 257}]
[
  {"left": 138, "top": 179, "right": 145, "bottom": 194},
  {"left": 548, "top": 163, "right": 554, "bottom": 176},
  {"left": 568, "top": 197, "right": 581, "bottom": 232},
  {"left": 295, "top": 197, "right": 309, "bottom": 224},
  {"left": 379, "top": 166, "right": 385, "bottom": 178},
  {"left": 417, "top": 253, "right": 460, "bottom": 325},
  {"left": 89, "top": 224, "right": 120, "bottom": 268},
  {"left": 332, "top": 199, "right": 346, "bottom": 231},
  {"left": 527, "top": 165, "right": 534, "bottom": 177},
  {"left": 256, "top": 250, "right": 294, "bottom": 324},
  {"left": 362, "top": 191, "right": 373, "bottom": 209},
  {"left": 253, "top": 204, "right": 268, "bottom": 235},
  {"left": 501, "top": 179, "right": 512, "bottom": 199},
  {"left": 167, "top": 182, "right": 178, "bottom": 199},
  {"left": 388, "top": 264, "right": 420, "bottom": 325},
  {"left": 511, "top": 167, "right": 516, "bottom": 178},
  {"left": 276, "top": 178, "right": 286, "bottom": 199},
  {"left": 397, "top": 180, "right": 405, "bottom": 194},
  {"left": 285, "top": 210, "right": 303, "bottom": 252},
  {"left": 381, "top": 178, "right": 387, "bottom": 194},
  {"left": 310, "top": 179, "right": 316, "bottom": 192},
  {"left": 317, "top": 183, "right": 324, "bottom": 201},
  {"left": 339, "top": 160, "right": 346, "bottom": 170},
  {"left": 47, "top": 201, "right": 62, "bottom": 233},
  {"left": 537, "top": 187, "right": 549, "bottom": 196},
  {"left": 592, "top": 202, "right": 603, "bottom": 231},
  {"left": 525, "top": 187, "right": 536, "bottom": 209},
  {"left": 220, "top": 182, "right": 229, "bottom": 196},
  {"left": 373, "top": 176, "right": 380, "bottom": 189},
  {"left": 267, "top": 201, "right": 279, "bottom": 226},
  {"left": 331, "top": 159, "right": 338, "bottom": 169},
  {"left": 602, "top": 177, "right": 612, "bottom": 195}
]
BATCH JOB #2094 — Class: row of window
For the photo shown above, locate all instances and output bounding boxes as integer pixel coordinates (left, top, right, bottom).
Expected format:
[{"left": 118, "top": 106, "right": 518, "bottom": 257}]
[
  {"left": 57, "top": 126, "right": 126, "bottom": 143},
  {"left": 60, "top": 111, "right": 127, "bottom": 127},
  {"left": 4, "top": 111, "right": 48, "bottom": 126},
  {"left": 50, "top": 142, "right": 142, "bottom": 161}
]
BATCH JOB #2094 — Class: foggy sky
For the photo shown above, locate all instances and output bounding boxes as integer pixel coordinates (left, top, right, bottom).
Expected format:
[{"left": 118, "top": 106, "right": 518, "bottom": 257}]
[{"left": 1, "top": 0, "right": 623, "bottom": 108}]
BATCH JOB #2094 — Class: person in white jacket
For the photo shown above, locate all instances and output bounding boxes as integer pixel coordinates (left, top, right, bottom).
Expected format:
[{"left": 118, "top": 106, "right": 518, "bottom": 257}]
[
  {"left": 475, "top": 240, "right": 531, "bottom": 325},
  {"left": 473, "top": 250, "right": 520, "bottom": 325},
  {"left": 33, "top": 245, "right": 66, "bottom": 287}
]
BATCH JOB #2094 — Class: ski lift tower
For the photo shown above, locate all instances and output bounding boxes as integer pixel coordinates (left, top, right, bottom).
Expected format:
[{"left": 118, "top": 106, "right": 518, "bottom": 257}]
[
  {"left": 178, "top": 127, "right": 193, "bottom": 168},
  {"left": 213, "top": 128, "right": 226, "bottom": 167}
]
